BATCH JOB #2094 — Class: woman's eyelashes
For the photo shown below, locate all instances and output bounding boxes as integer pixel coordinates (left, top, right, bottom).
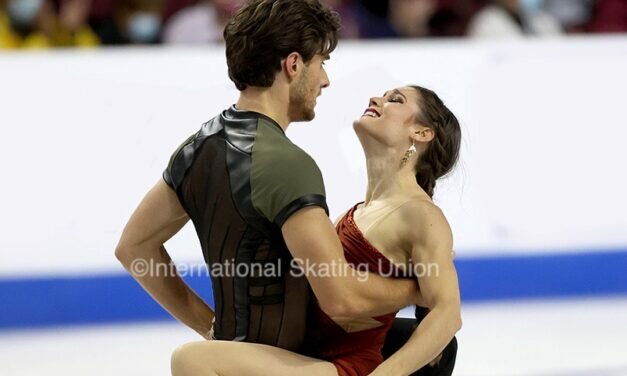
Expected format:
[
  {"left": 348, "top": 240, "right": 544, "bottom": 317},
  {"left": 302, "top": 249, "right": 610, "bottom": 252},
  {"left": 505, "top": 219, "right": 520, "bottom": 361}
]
[{"left": 388, "top": 96, "right": 404, "bottom": 104}]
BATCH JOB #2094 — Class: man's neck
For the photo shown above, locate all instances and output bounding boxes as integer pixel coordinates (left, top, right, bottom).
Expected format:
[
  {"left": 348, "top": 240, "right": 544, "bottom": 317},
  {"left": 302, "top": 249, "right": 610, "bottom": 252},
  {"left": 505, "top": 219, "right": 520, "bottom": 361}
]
[{"left": 236, "top": 86, "right": 291, "bottom": 132}]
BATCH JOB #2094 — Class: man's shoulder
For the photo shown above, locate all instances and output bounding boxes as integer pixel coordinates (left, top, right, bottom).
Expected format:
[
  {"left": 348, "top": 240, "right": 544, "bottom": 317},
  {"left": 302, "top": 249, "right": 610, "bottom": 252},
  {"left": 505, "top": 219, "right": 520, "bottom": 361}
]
[
  {"left": 253, "top": 142, "right": 321, "bottom": 182},
  {"left": 253, "top": 125, "right": 319, "bottom": 171},
  {"left": 249, "top": 122, "right": 326, "bottom": 225}
]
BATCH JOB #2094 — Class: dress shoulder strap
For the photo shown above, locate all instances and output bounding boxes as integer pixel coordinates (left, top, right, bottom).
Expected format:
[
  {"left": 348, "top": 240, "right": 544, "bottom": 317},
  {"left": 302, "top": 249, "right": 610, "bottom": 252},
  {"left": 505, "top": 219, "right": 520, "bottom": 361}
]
[{"left": 360, "top": 199, "right": 416, "bottom": 235}]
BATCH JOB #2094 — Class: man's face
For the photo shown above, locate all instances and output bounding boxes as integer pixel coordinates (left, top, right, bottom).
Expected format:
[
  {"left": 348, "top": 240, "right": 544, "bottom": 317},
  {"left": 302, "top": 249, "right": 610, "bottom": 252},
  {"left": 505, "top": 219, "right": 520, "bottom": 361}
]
[{"left": 288, "top": 54, "right": 330, "bottom": 122}]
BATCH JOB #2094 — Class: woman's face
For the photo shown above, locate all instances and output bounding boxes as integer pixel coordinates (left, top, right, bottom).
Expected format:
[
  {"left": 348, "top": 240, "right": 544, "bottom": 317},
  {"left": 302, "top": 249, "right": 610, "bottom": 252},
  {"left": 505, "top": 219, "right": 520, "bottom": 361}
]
[{"left": 354, "top": 86, "right": 421, "bottom": 148}]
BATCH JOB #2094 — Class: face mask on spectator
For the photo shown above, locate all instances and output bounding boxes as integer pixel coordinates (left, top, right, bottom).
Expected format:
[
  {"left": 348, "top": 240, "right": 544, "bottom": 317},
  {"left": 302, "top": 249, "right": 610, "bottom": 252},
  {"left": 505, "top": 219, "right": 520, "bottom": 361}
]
[
  {"left": 519, "top": 0, "right": 544, "bottom": 15},
  {"left": 7, "top": 0, "right": 44, "bottom": 26},
  {"left": 127, "top": 12, "right": 162, "bottom": 43}
]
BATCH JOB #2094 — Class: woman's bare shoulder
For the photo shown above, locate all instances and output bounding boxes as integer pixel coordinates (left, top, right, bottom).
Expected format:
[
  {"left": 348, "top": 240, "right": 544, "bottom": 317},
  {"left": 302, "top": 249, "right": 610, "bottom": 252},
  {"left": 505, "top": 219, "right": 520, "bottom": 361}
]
[{"left": 397, "top": 198, "right": 452, "bottom": 245}]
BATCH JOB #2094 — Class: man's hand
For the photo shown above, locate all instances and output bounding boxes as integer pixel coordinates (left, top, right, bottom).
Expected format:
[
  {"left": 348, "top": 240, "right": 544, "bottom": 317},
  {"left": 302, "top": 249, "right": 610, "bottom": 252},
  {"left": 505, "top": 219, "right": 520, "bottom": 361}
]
[{"left": 203, "top": 318, "right": 216, "bottom": 340}]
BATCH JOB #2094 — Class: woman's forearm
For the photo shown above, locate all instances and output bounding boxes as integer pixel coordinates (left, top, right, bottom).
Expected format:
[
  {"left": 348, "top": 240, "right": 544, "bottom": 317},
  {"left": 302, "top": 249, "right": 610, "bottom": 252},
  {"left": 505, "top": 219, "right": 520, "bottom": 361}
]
[{"left": 372, "top": 306, "right": 461, "bottom": 376}]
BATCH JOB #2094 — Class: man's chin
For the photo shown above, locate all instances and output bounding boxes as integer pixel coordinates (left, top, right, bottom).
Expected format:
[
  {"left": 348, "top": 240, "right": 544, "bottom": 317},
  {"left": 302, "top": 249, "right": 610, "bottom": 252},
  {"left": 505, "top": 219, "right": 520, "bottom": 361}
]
[
  {"left": 305, "top": 110, "right": 316, "bottom": 121},
  {"left": 294, "top": 110, "right": 316, "bottom": 123}
]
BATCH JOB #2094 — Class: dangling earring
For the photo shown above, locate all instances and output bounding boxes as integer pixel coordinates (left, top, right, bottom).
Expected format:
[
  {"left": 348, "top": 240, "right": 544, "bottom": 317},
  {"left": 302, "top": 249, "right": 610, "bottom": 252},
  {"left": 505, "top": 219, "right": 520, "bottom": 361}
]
[{"left": 401, "top": 141, "right": 417, "bottom": 167}]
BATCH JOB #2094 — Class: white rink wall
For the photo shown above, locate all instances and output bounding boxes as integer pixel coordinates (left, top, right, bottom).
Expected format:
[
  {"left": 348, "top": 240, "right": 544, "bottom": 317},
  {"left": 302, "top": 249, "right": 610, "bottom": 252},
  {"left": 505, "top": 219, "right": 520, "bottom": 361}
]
[{"left": 1, "top": 38, "right": 627, "bottom": 275}]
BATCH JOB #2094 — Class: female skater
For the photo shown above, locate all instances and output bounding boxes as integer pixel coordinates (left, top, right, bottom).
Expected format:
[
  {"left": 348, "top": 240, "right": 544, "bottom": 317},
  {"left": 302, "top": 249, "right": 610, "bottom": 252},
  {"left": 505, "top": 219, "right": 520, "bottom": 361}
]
[{"left": 171, "top": 85, "right": 462, "bottom": 376}]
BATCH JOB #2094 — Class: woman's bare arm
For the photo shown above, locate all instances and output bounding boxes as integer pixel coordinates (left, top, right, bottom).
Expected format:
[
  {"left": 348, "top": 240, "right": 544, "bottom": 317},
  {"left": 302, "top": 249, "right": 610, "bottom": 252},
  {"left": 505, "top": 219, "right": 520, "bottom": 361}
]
[{"left": 370, "top": 202, "right": 462, "bottom": 376}]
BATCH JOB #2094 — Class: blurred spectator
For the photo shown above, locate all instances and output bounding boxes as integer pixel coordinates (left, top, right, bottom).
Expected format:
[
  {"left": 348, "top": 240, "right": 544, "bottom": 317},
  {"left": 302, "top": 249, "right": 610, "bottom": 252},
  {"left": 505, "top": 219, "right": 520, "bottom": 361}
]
[
  {"left": 588, "top": 0, "right": 627, "bottom": 33},
  {"left": 355, "top": 0, "right": 438, "bottom": 38},
  {"left": 162, "top": 0, "right": 195, "bottom": 22},
  {"left": 0, "top": 0, "right": 99, "bottom": 48},
  {"left": 1, "top": 0, "right": 53, "bottom": 48},
  {"left": 355, "top": 0, "right": 479, "bottom": 38},
  {"left": 544, "top": 0, "right": 594, "bottom": 32},
  {"left": 163, "top": 0, "right": 243, "bottom": 44},
  {"left": 320, "top": 0, "right": 361, "bottom": 39},
  {"left": 56, "top": 0, "right": 100, "bottom": 46},
  {"left": 91, "top": 0, "right": 165, "bottom": 45},
  {"left": 388, "top": 0, "right": 437, "bottom": 37},
  {"left": 429, "top": 0, "right": 482, "bottom": 37},
  {"left": 123, "top": 0, "right": 166, "bottom": 44},
  {"left": 3, "top": 0, "right": 626, "bottom": 48},
  {"left": 163, "top": 0, "right": 363, "bottom": 44},
  {"left": 359, "top": 0, "right": 388, "bottom": 19},
  {"left": 468, "top": 0, "right": 562, "bottom": 38}
]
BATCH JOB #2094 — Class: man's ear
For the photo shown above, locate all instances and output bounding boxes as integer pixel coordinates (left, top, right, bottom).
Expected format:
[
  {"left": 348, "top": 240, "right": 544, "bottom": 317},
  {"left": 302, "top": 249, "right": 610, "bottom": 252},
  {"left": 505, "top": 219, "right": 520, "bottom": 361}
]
[{"left": 282, "top": 52, "right": 302, "bottom": 81}]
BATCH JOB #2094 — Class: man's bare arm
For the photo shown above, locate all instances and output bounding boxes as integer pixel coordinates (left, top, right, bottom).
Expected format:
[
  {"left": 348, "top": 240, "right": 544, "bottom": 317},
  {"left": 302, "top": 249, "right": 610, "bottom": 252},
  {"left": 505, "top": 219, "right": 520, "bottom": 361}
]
[
  {"left": 282, "top": 206, "right": 422, "bottom": 318},
  {"left": 115, "top": 178, "right": 214, "bottom": 338}
]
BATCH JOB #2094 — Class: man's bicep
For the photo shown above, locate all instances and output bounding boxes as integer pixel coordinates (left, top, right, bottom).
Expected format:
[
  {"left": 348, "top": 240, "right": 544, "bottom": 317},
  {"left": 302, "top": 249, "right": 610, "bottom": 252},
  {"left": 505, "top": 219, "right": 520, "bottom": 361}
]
[
  {"left": 117, "top": 178, "right": 189, "bottom": 250},
  {"left": 281, "top": 206, "right": 343, "bottom": 264},
  {"left": 282, "top": 206, "right": 350, "bottom": 315}
]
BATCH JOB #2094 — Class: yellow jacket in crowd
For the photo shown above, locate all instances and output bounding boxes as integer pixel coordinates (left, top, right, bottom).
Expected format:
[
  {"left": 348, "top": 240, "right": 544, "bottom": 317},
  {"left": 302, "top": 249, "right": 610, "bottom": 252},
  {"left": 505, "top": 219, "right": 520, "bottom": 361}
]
[{"left": 0, "top": 11, "right": 99, "bottom": 49}]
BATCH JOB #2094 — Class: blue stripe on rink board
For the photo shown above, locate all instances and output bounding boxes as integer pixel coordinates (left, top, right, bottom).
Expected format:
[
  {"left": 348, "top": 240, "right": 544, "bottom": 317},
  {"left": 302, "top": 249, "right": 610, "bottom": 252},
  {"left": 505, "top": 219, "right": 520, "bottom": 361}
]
[
  {"left": 1, "top": 250, "right": 626, "bottom": 330},
  {"left": 0, "top": 274, "right": 214, "bottom": 330},
  {"left": 456, "top": 250, "right": 627, "bottom": 301}
]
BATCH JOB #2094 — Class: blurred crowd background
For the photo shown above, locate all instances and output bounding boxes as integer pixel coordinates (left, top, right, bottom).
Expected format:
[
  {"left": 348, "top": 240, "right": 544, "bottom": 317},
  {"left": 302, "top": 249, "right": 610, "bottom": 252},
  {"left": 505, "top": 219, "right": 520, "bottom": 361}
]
[{"left": 0, "top": 0, "right": 626, "bottom": 49}]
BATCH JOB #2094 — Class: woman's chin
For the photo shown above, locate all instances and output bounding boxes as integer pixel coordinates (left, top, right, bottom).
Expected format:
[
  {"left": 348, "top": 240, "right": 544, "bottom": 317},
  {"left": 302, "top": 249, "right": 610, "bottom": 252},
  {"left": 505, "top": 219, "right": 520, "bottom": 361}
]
[
  {"left": 353, "top": 116, "right": 372, "bottom": 130},
  {"left": 353, "top": 116, "right": 379, "bottom": 134},
  {"left": 353, "top": 118, "right": 363, "bottom": 129}
]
